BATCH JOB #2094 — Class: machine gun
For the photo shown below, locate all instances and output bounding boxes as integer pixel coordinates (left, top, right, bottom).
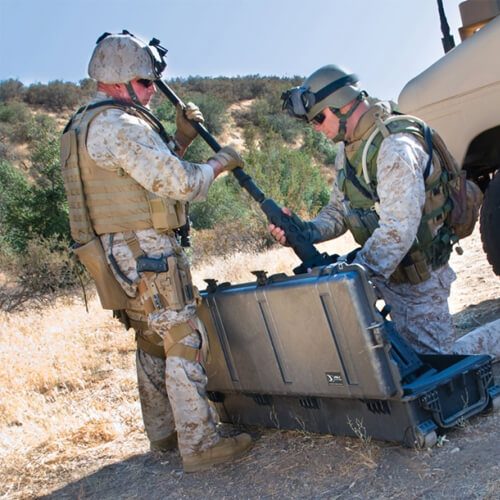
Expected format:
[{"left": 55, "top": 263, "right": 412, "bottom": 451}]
[{"left": 155, "top": 80, "right": 337, "bottom": 274}]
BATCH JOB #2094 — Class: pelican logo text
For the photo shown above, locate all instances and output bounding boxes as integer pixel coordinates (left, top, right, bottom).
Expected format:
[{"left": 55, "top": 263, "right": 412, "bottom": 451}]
[{"left": 326, "top": 372, "right": 343, "bottom": 385}]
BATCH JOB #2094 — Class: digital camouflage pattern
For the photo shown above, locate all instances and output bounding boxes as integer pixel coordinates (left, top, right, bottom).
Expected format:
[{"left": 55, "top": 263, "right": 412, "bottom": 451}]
[
  {"left": 311, "top": 134, "right": 498, "bottom": 358},
  {"left": 312, "top": 134, "right": 428, "bottom": 279},
  {"left": 453, "top": 319, "right": 500, "bottom": 359},
  {"left": 311, "top": 135, "right": 454, "bottom": 353},
  {"left": 86, "top": 94, "right": 220, "bottom": 457},
  {"left": 371, "top": 265, "right": 456, "bottom": 354}
]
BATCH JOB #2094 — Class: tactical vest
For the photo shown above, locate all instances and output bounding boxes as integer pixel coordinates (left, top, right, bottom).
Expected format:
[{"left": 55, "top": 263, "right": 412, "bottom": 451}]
[
  {"left": 338, "top": 103, "right": 456, "bottom": 284},
  {"left": 61, "top": 101, "right": 186, "bottom": 244}
]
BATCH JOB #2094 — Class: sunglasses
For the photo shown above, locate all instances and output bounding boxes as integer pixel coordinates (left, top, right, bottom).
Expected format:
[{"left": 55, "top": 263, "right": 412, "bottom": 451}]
[
  {"left": 311, "top": 112, "right": 326, "bottom": 125},
  {"left": 137, "top": 79, "right": 155, "bottom": 88}
]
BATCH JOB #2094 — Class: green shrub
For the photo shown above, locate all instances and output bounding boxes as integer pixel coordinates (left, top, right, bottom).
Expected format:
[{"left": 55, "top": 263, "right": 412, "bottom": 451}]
[
  {"left": 24, "top": 80, "right": 82, "bottom": 111},
  {"left": 0, "top": 237, "right": 82, "bottom": 311},
  {"left": 153, "top": 92, "right": 227, "bottom": 137},
  {"left": 245, "top": 136, "right": 330, "bottom": 217},
  {"left": 0, "top": 160, "right": 33, "bottom": 251},
  {"left": 27, "top": 115, "right": 70, "bottom": 243},
  {"left": 188, "top": 136, "right": 330, "bottom": 258},
  {"left": 182, "top": 136, "right": 213, "bottom": 164},
  {"left": 0, "top": 102, "right": 32, "bottom": 143},
  {"left": 168, "top": 75, "right": 303, "bottom": 104},
  {"left": 0, "top": 79, "right": 24, "bottom": 102},
  {"left": 185, "top": 92, "right": 227, "bottom": 136},
  {"left": 241, "top": 96, "right": 306, "bottom": 143},
  {"left": 190, "top": 174, "right": 249, "bottom": 230},
  {"left": 0, "top": 115, "right": 70, "bottom": 253},
  {"left": 301, "top": 128, "right": 338, "bottom": 165},
  {"left": 78, "top": 78, "right": 97, "bottom": 100}
]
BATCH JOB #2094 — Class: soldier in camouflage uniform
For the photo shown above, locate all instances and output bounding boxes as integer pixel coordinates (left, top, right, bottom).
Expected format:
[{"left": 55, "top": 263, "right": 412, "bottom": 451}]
[
  {"left": 61, "top": 32, "right": 252, "bottom": 472},
  {"left": 271, "top": 64, "right": 498, "bottom": 359}
]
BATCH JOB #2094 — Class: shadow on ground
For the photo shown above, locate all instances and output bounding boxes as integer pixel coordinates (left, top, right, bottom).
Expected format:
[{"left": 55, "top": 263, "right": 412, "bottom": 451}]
[{"left": 41, "top": 410, "right": 500, "bottom": 500}]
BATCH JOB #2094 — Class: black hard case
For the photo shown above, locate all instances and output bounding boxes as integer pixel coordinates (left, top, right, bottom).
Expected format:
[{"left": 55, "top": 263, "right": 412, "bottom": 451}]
[{"left": 199, "top": 264, "right": 499, "bottom": 447}]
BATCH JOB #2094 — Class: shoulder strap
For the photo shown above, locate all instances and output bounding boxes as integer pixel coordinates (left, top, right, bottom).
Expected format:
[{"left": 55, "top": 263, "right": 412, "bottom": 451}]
[
  {"left": 63, "top": 99, "right": 175, "bottom": 150},
  {"left": 344, "top": 157, "right": 378, "bottom": 202},
  {"left": 361, "top": 114, "right": 435, "bottom": 185}
]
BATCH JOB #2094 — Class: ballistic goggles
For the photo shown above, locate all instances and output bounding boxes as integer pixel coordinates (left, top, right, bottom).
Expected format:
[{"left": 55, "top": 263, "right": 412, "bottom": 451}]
[{"left": 281, "top": 73, "right": 359, "bottom": 121}]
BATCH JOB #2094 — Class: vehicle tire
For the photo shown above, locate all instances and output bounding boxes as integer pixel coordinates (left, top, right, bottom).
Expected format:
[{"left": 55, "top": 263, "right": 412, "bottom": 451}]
[{"left": 480, "top": 171, "right": 500, "bottom": 276}]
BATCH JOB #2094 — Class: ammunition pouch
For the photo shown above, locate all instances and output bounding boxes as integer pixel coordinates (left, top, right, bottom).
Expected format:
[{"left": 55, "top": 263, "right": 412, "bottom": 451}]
[
  {"left": 148, "top": 196, "right": 187, "bottom": 232},
  {"left": 345, "top": 207, "right": 380, "bottom": 246},
  {"left": 137, "top": 254, "right": 194, "bottom": 314},
  {"left": 73, "top": 237, "right": 129, "bottom": 310},
  {"left": 390, "top": 248, "right": 431, "bottom": 285}
]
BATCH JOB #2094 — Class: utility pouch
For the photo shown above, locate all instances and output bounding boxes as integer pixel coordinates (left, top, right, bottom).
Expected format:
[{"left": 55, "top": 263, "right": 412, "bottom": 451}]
[
  {"left": 345, "top": 208, "right": 380, "bottom": 247},
  {"left": 391, "top": 249, "right": 431, "bottom": 285},
  {"left": 148, "top": 197, "right": 187, "bottom": 231},
  {"left": 73, "top": 237, "right": 129, "bottom": 310},
  {"left": 138, "top": 254, "right": 193, "bottom": 313},
  {"left": 448, "top": 174, "right": 483, "bottom": 239}
]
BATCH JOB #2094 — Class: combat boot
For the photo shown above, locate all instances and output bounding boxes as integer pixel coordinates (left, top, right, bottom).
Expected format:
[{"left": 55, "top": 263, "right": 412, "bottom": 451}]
[
  {"left": 150, "top": 431, "right": 178, "bottom": 452},
  {"left": 182, "top": 432, "right": 252, "bottom": 472}
]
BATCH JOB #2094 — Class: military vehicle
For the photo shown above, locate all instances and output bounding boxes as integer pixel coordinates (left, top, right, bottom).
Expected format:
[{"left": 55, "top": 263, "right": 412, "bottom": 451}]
[{"left": 399, "top": 0, "right": 500, "bottom": 274}]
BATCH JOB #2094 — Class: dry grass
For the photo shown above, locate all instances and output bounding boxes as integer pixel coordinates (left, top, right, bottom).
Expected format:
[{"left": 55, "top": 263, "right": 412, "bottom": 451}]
[
  {"left": 0, "top": 235, "right": 357, "bottom": 498},
  {"left": 0, "top": 292, "right": 141, "bottom": 498},
  {"left": 7, "top": 230, "right": 499, "bottom": 498}
]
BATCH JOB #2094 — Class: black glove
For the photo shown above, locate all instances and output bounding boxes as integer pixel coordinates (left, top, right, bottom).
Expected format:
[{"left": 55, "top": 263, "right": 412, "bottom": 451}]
[
  {"left": 344, "top": 246, "right": 362, "bottom": 264},
  {"left": 288, "top": 212, "right": 322, "bottom": 244}
]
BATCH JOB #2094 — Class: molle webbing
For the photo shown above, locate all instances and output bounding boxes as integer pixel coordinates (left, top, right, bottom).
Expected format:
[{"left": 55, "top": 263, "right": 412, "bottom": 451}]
[
  {"left": 62, "top": 102, "right": 186, "bottom": 240},
  {"left": 60, "top": 129, "right": 95, "bottom": 243},
  {"left": 340, "top": 103, "right": 455, "bottom": 282}
]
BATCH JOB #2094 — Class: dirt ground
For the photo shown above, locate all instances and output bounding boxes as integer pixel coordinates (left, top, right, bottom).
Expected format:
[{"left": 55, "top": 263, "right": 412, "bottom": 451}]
[{"left": 3, "top": 228, "right": 500, "bottom": 500}]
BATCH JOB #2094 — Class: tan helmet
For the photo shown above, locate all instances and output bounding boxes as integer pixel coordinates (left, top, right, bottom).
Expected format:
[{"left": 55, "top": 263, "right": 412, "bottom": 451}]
[
  {"left": 302, "top": 64, "right": 361, "bottom": 121},
  {"left": 88, "top": 31, "right": 166, "bottom": 83}
]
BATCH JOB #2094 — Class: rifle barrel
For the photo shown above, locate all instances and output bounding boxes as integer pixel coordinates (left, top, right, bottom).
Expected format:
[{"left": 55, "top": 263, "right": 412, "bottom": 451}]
[{"left": 156, "top": 79, "right": 328, "bottom": 272}]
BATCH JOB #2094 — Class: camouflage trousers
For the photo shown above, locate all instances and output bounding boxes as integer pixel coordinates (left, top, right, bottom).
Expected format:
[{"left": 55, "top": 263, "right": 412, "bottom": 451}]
[
  {"left": 452, "top": 318, "right": 500, "bottom": 360},
  {"left": 372, "top": 263, "right": 499, "bottom": 359},
  {"left": 136, "top": 325, "right": 220, "bottom": 457},
  {"left": 371, "top": 264, "right": 457, "bottom": 354}
]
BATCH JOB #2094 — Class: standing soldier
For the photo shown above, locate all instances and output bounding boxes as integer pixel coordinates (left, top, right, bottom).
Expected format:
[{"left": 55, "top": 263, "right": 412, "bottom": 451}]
[
  {"left": 60, "top": 31, "right": 252, "bottom": 472},
  {"left": 272, "top": 64, "right": 498, "bottom": 359}
]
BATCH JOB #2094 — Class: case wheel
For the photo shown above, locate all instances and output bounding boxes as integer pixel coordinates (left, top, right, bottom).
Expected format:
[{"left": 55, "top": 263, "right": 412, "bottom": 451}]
[
  {"left": 491, "top": 395, "right": 500, "bottom": 412},
  {"left": 415, "top": 430, "right": 438, "bottom": 449}
]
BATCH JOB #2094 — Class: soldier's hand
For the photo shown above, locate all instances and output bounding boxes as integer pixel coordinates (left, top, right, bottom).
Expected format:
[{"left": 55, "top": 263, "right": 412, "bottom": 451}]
[
  {"left": 209, "top": 145, "right": 244, "bottom": 174},
  {"left": 268, "top": 207, "right": 292, "bottom": 246},
  {"left": 175, "top": 102, "right": 203, "bottom": 149}
]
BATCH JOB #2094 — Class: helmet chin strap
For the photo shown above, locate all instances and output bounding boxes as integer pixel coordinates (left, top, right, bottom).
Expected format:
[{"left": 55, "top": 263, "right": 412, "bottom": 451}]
[
  {"left": 330, "top": 92, "right": 365, "bottom": 143},
  {"left": 125, "top": 82, "right": 142, "bottom": 106}
]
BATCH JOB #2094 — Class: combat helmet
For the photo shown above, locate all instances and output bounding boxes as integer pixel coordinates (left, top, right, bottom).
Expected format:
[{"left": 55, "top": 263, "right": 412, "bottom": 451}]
[
  {"left": 281, "top": 64, "right": 364, "bottom": 142},
  {"left": 88, "top": 30, "right": 167, "bottom": 84}
]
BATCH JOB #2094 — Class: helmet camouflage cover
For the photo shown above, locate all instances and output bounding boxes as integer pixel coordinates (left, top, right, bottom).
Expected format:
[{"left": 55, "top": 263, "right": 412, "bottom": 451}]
[{"left": 88, "top": 31, "right": 167, "bottom": 83}]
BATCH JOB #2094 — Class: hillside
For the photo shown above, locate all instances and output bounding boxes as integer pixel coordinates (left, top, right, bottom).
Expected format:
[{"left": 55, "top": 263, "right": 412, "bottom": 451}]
[{"left": 0, "top": 77, "right": 499, "bottom": 499}]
